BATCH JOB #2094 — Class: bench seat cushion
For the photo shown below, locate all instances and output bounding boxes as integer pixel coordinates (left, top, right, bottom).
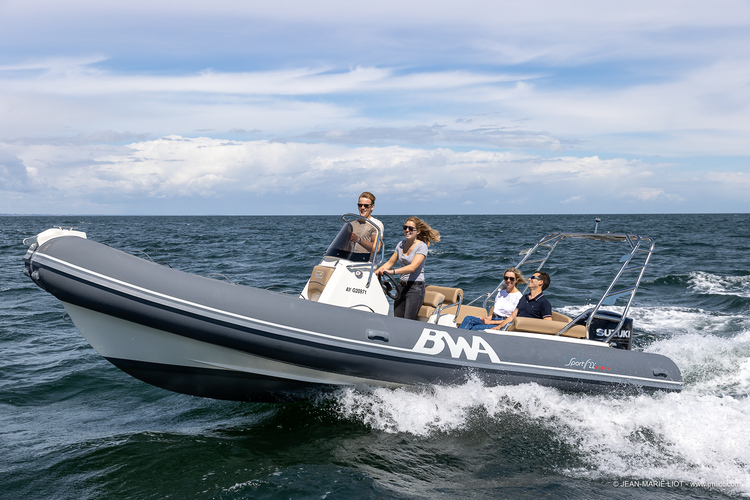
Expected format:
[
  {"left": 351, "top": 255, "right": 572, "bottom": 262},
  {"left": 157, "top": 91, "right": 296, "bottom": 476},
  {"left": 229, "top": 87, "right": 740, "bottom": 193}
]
[{"left": 509, "top": 317, "right": 587, "bottom": 338}]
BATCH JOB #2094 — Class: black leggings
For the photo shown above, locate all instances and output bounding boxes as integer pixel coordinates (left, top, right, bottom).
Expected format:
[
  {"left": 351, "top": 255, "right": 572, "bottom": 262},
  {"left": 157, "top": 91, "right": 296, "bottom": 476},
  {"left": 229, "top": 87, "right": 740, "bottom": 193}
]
[{"left": 394, "top": 281, "right": 425, "bottom": 320}]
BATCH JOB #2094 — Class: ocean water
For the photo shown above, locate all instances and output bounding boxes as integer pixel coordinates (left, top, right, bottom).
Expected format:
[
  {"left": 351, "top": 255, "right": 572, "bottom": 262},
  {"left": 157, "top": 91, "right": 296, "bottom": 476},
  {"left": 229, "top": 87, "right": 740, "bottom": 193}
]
[{"left": 1, "top": 213, "right": 749, "bottom": 500}]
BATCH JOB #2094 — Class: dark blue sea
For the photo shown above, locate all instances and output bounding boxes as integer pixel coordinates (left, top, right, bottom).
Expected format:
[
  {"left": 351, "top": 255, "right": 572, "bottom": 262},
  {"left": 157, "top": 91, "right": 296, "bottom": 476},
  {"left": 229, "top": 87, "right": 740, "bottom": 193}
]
[{"left": 2, "top": 214, "right": 749, "bottom": 499}]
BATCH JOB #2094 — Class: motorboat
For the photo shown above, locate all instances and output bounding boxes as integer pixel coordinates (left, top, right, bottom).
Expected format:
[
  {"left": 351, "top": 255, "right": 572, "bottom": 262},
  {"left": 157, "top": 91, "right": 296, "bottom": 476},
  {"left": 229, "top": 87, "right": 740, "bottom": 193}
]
[{"left": 22, "top": 215, "right": 682, "bottom": 402}]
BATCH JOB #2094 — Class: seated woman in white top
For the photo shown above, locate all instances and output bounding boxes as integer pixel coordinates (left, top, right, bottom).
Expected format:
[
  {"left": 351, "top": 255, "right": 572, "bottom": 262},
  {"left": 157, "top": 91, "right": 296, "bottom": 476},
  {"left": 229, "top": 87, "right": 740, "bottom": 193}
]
[{"left": 459, "top": 268, "right": 526, "bottom": 330}]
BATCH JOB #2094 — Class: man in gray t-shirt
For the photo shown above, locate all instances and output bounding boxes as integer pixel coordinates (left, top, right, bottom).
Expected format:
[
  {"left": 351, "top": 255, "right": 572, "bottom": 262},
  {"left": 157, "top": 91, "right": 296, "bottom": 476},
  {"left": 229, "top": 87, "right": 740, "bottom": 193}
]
[{"left": 349, "top": 191, "right": 383, "bottom": 255}]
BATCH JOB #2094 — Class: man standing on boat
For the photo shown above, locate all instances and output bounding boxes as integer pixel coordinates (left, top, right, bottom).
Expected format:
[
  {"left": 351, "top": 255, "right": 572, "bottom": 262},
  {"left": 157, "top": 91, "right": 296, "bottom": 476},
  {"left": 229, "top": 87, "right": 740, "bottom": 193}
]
[
  {"left": 349, "top": 191, "right": 383, "bottom": 255},
  {"left": 491, "top": 271, "right": 553, "bottom": 330}
]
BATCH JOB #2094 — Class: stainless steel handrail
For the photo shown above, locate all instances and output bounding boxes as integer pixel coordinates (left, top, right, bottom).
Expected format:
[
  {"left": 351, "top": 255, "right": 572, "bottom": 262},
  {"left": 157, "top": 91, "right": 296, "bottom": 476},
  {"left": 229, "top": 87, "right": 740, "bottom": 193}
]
[{"left": 474, "top": 232, "right": 654, "bottom": 341}]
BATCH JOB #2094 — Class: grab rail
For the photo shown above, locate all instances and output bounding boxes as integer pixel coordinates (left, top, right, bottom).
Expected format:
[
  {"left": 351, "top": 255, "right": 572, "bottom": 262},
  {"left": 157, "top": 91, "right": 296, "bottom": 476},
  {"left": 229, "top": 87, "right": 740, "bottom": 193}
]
[{"left": 472, "top": 232, "right": 654, "bottom": 341}]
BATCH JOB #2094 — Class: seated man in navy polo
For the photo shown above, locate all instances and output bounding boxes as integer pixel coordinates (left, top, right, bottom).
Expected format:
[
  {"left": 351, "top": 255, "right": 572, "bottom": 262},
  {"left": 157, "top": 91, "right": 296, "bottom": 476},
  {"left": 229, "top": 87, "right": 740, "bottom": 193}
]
[{"left": 490, "top": 271, "right": 552, "bottom": 330}]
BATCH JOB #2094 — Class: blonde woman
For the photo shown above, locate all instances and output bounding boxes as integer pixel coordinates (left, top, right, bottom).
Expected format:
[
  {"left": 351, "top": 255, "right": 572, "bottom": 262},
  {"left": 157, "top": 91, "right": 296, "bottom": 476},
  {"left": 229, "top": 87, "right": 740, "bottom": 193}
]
[
  {"left": 459, "top": 268, "right": 526, "bottom": 330},
  {"left": 376, "top": 217, "right": 440, "bottom": 319}
]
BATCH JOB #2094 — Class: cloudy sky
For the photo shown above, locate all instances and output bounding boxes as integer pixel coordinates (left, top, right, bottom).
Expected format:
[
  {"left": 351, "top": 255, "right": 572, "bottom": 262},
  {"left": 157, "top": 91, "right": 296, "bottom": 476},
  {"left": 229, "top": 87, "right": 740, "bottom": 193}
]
[{"left": 1, "top": 0, "right": 749, "bottom": 215}]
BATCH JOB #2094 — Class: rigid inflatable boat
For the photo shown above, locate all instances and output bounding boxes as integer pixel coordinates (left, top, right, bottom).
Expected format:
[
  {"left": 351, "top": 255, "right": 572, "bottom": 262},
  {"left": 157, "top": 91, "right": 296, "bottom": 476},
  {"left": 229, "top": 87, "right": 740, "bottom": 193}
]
[{"left": 22, "top": 215, "right": 682, "bottom": 401}]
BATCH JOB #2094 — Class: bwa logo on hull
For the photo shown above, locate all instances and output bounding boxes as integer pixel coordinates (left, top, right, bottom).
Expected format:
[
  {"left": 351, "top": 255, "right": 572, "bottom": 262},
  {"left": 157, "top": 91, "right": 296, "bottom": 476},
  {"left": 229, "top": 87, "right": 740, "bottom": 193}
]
[{"left": 412, "top": 328, "right": 500, "bottom": 363}]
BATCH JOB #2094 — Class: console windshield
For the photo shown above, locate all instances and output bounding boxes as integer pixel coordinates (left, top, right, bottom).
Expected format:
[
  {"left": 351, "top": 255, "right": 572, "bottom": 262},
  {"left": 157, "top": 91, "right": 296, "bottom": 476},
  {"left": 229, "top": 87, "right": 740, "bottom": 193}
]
[{"left": 324, "top": 219, "right": 380, "bottom": 263}]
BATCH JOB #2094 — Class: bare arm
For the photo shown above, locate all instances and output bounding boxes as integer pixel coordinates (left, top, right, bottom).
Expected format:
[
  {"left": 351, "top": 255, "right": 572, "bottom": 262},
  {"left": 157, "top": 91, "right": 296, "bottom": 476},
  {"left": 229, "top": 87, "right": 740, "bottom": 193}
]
[
  {"left": 375, "top": 252, "right": 398, "bottom": 276},
  {"left": 491, "top": 308, "right": 518, "bottom": 330},
  {"left": 353, "top": 234, "right": 377, "bottom": 253}
]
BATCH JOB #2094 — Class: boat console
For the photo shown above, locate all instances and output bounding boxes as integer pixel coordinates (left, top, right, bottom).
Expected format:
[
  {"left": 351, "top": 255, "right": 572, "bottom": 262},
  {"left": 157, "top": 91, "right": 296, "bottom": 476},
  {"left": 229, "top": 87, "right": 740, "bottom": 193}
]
[{"left": 300, "top": 215, "right": 390, "bottom": 314}]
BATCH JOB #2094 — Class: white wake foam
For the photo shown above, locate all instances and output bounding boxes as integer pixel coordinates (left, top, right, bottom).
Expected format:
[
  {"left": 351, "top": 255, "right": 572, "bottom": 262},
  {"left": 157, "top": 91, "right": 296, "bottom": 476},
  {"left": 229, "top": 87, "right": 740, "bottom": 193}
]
[
  {"left": 332, "top": 378, "right": 750, "bottom": 497},
  {"left": 329, "top": 308, "right": 750, "bottom": 497},
  {"left": 687, "top": 271, "right": 750, "bottom": 298}
]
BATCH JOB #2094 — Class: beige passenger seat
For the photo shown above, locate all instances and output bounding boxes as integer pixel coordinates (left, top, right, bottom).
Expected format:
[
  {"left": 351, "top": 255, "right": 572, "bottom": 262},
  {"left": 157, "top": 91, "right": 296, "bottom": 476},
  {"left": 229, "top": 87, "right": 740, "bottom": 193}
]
[
  {"left": 551, "top": 311, "right": 573, "bottom": 323},
  {"left": 508, "top": 315, "right": 587, "bottom": 339},
  {"left": 424, "top": 285, "right": 465, "bottom": 323},
  {"left": 417, "top": 290, "right": 445, "bottom": 321}
]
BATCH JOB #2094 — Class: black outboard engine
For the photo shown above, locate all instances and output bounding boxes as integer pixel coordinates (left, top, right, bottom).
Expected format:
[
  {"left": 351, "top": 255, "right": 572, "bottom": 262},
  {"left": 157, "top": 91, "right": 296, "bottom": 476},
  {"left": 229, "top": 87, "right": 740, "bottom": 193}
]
[{"left": 579, "top": 310, "right": 633, "bottom": 350}]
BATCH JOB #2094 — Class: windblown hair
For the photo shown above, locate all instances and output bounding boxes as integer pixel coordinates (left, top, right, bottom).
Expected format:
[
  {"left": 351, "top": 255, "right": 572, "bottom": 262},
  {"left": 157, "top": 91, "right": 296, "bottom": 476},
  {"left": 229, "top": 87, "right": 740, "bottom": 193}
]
[
  {"left": 407, "top": 216, "right": 441, "bottom": 246},
  {"left": 504, "top": 267, "right": 527, "bottom": 285}
]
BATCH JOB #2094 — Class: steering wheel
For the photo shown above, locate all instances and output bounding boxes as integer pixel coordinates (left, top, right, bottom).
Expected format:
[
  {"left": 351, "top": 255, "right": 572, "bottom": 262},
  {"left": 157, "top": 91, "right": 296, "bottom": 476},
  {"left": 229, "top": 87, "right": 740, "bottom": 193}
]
[{"left": 377, "top": 272, "right": 401, "bottom": 301}]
